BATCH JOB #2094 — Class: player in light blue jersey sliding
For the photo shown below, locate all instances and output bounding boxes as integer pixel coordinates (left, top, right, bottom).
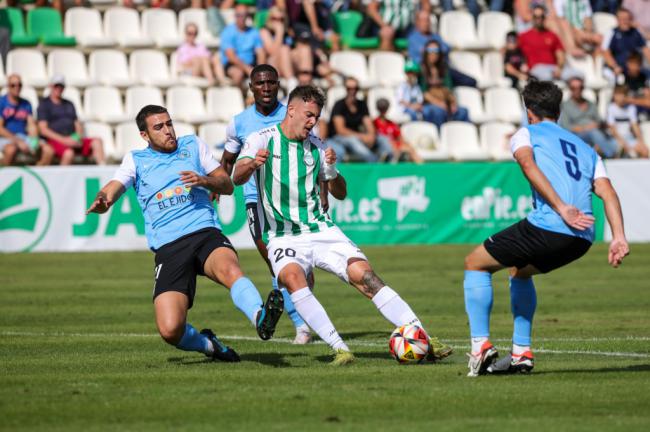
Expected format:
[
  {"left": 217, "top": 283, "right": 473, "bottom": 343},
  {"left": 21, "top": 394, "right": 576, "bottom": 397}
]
[
  {"left": 86, "top": 105, "right": 284, "bottom": 362},
  {"left": 220, "top": 64, "right": 314, "bottom": 344},
  {"left": 462, "top": 81, "right": 630, "bottom": 377}
]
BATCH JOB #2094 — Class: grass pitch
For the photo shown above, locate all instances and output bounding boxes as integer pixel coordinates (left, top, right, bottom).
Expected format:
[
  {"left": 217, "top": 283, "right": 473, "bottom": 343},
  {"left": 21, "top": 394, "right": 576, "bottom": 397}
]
[{"left": 1, "top": 244, "right": 650, "bottom": 431}]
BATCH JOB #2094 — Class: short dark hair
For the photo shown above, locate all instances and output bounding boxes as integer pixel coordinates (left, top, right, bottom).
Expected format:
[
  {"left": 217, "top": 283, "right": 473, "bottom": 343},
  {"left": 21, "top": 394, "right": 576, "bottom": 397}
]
[
  {"left": 522, "top": 81, "right": 562, "bottom": 120},
  {"left": 251, "top": 64, "right": 279, "bottom": 81},
  {"left": 626, "top": 52, "right": 642, "bottom": 64},
  {"left": 288, "top": 85, "right": 326, "bottom": 108},
  {"left": 136, "top": 105, "right": 168, "bottom": 131},
  {"left": 376, "top": 98, "right": 390, "bottom": 112}
]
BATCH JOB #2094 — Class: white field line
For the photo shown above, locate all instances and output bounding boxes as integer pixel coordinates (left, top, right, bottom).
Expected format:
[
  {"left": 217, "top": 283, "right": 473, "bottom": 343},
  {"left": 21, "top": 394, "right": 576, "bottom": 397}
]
[{"left": 2, "top": 331, "right": 650, "bottom": 358}]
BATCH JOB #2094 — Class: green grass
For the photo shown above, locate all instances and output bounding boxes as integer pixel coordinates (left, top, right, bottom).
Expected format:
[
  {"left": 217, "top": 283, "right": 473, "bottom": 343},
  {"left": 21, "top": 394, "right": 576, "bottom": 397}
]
[{"left": 1, "top": 244, "right": 650, "bottom": 431}]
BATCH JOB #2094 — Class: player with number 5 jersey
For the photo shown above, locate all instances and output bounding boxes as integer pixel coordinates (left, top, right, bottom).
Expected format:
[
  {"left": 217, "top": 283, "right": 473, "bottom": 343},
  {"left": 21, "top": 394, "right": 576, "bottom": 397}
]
[{"left": 461, "top": 81, "right": 630, "bottom": 377}]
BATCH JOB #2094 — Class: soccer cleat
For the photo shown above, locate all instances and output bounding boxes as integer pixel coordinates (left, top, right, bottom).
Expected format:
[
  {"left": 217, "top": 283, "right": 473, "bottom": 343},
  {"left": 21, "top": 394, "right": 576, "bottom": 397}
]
[
  {"left": 426, "top": 336, "right": 454, "bottom": 361},
  {"left": 256, "top": 289, "right": 284, "bottom": 340},
  {"left": 330, "top": 349, "right": 355, "bottom": 366},
  {"left": 200, "top": 329, "right": 240, "bottom": 362},
  {"left": 466, "top": 340, "right": 498, "bottom": 377},
  {"left": 292, "top": 326, "right": 312, "bottom": 345},
  {"left": 487, "top": 351, "right": 535, "bottom": 375}
]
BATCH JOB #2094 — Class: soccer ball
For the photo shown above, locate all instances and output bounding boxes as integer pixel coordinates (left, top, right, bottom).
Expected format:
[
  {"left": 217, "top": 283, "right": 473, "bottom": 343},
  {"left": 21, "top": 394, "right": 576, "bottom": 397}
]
[{"left": 389, "top": 324, "right": 430, "bottom": 364}]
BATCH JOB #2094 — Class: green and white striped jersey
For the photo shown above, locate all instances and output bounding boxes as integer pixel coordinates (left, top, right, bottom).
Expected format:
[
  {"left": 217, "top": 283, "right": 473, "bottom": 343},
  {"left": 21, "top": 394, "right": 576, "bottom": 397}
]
[{"left": 238, "top": 124, "right": 334, "bottom": 241}]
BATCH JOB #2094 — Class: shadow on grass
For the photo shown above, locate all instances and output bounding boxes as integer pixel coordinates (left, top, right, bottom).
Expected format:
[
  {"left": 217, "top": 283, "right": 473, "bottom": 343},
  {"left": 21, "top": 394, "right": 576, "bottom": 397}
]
[
  {"left": 339, "top": 331, "right": 387, "bottom": 340},
  {"left": 535, "top": 364, "right": 650, "bottom": 375},
  {"left": 167, "top": 352, "right": 303, "bottom": 367},
  {"left": 313, "top": 351, "right": 444, "bottom": 365}
]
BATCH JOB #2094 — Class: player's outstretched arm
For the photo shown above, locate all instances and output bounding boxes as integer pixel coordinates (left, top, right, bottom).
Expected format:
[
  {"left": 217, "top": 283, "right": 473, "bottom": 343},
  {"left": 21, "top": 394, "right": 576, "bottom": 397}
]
[
  {"left": 86, "top": 180, "right": 125, "bottom": 215},
  {"left": 180, "top": 167, "right": 234, "bottom": 195},
  {"left": 593, "top": 177, "right": 629, "bottom": 268},
  {"left": 514, "top": 146, "right": 594, "bottom": 231},
  {"left": 233, "top": 149, "right": 269, "bottom": 185}
]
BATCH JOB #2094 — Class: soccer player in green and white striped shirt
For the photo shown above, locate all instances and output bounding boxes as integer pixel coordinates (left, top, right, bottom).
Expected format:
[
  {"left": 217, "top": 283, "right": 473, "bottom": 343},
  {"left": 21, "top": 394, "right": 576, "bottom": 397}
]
[{"left": 234, "top": 85, "right": 452, "bottom": 365}]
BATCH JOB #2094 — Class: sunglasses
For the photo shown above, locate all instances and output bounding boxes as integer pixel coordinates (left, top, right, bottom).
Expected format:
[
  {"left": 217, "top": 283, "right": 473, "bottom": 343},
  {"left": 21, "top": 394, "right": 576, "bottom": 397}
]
[
  {"left": 533, "top": 14, "right": 545, "bottom": 20},
  {"left": 186, "top": 31, "right": 197, "bottom": 36},
  {"left": 235, "top": 13, "right": 248, "bottom": 18},
  {"left": 570, "top": 86, "right": 583, "bottom": 91},
  {"left": 269, "top": 16, "right": 283, "bottom": 21},
  {"left": 426, "top": 46, "right": 440, "bottom": 53},
  {"left": 9, "top": 83, "right": 22, "bottom": 88},
  {"left": 53, "top": 84, "right": 65, "bottom": 89},
  {"left": 346, "top": 86, "right": 359, "bottom": 91}
]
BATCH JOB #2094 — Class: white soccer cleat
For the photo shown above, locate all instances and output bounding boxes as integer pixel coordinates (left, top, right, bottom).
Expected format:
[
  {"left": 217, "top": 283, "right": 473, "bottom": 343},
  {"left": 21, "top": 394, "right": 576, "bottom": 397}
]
[{"left": 467, "top": 340, "right": 499, "bottom": 377}]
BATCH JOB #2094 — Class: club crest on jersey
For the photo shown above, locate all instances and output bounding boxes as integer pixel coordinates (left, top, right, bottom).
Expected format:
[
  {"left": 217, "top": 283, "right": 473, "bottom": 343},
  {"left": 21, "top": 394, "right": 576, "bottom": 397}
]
[
  {"left": 178, "top": 149, "right": 190, "bottom": 159},
  {"left": 303, "top": 153, "right": 314, "bottom": 166}
]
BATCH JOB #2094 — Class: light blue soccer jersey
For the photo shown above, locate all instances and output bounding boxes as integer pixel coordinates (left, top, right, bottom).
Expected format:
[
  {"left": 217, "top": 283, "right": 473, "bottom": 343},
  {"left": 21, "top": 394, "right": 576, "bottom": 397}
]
[
  {"left": 113, "top": 135, "right": 222, "bottom": 250},
  {"left": 523, "top": 121, "right": 600, "bottom": 242},
  {"left": 225, "top": 102, "right": 287, "bottom": 204}
]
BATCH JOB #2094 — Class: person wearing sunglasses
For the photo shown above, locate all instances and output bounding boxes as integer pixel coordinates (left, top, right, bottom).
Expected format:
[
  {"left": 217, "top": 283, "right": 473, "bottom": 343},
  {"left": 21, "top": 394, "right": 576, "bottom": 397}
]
[
  {"left": 259, "top": 7, "right": 297, "bottom": 87},
  {"left": 176, "top": 23, "right": 218, "bottom": 86},
  {"left": 0, "top": 74, "right": 53, "bottom": 166}
]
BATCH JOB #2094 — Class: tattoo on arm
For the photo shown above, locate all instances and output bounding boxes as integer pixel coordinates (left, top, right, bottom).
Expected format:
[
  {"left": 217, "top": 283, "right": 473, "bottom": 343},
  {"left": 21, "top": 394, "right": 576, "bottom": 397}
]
[{"left": 361, "top": 271, "right": 385, "bottom": 296}]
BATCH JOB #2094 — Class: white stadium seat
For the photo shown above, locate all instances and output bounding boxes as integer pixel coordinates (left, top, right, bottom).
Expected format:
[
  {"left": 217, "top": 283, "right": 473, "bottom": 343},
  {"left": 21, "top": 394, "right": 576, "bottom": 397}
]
[
  {"left": 173, "top": 122, "right": 196, "bottom": 137},
  {"left": 89, "top": 50, "right": 136, "bottom": 88},
  {"left": 125, "top": 86, "right": 164, "bottom": 117},
  {"left": 104, "top": 7, "right": 154, "bottom": 48},
  {"left": 593, "top": 12, "right": 617, "bottom": 37},
  {"left": 6, "top": 49, "right": 48, "bottom": 88},
  {"left": 400, "top": 121, "right": 448, "bottom": 161},
  {"left": 178, "top": 8, "right": 220, "bottom": 49},
  {"left": 482, "top": 51, "right": 512, "bottom": 88},
  {"left": 47, "top": 49, "right": 95, "bottom": 88},
  {"left": 441, "top": 121, "right": 488, "bottom": 160},
  {"left": 64, "top": 7, "right": 116, "bottom": 48},
  {"left": 598, "top": 87, "right": 613, "bottom": 119},
  {"left": 142, "top": 8, "right": 182, "bottom": 49},
  {"left": 477, "top": 11, "right": 513, "bottom": 50},
  {"left": 329, "top": 51, "right": 374, "bottom": 88},
  {"left": 368, "top": 51, "right": 406, "bottom": 87},
  {"left": 450, "top": 51, "right": 491, "bottom": 88},
  {"left": 439, "top": 11, "right": 488, "bottom": 50},
  {"left": 640, "top": 122, "right": 650, "bottom": 151},
  {"left": 84, "top": 86, "right": 130, "bottom": 123},
  {"left": 84, "top": 121, "right": 118, "bottom": 161},
  {"left": 480, "top": 122, "right": 516, "bottom": 160},
  {"left": 166, "top": 86, "right": 215, "bottom": 124},
  {"left": 454, "top": 86, "right": 492, "bottom": 124},
  {"left": 43, "top": 85, "right": 84, "bottom": 120},
  {"left": 367, "top": 86, "right": 410, "bottom": 124},
  {"left": 566, "top": 55, "right": 608, "bottom": 89},
  {"left": 485, "top": 87, "right": 523, "bottom": 124},
  {"left": 325, "top": 86, "right": 346, "bottom": 118},
  {"left": 0, "top": 56, "right": 6, "bottom": 87},
  {"left": 206, "top": 86, "right": 245, "bottom": 122},
  {"left": 115, "top": 121, "right": 147, "bottom": 159},
  {"left": 199, "top": 122, "right": 228, "bottom": 159},
  {"left": 130, "top": 50, "right": 177, "bottom": 88}
]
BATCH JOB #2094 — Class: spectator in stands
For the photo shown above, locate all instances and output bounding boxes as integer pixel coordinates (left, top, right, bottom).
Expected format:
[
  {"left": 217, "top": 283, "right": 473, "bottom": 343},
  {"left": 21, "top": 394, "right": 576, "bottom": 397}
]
[
  {"left": 624, "top": 53, "right": 650, "bottom": 120},
  {"left": 607, "top": 84, "right": 648, "bottom": 158},
  {"left": 407, "top": 9, "right": 450, "bottom": 65},
  {"left": 396, "top": 61, "right": 426, "bottom": 121},
  {"left": 285, "top": 0, "right": 341, "bottom": 52},
  {"left": 442, "top": 0, "right": 481, "bottom": 20},
  {"left": 602, "top": 8, "right": 650, "bottom": 82},
  {"left": 37, "top": 75, "right": 105, "bottom": 165},
  {"left": 553, "top": 0, "right": 603, "bottom": 54},
  {"left": 260, "top": 7, "right": 297, "bottom": 86},
  {"left": 559, "top": 76, "right": 619, "bottom": 157},
  {"left": 503, "top": 31, "right": 529, "bottom": 87},
  {"left": 176, "top": 23, "right": 218, "bottom": 86},
  {"left": 326, "top": 77, "right": 394, "bottom": 162},
  {"left": 219, "top": 3, "right": 266, "bottom": 86},
  {"left": 0, "top": 74, "right": 53, "bottom": 166},
  {"left": 374, "top": 98, "right": 423, "bottom": 163},
  {"left": 622, "top": 0, "right": 650, "bottom": 40},
  {"left": 519, "top": 5, "right": 578, "bottom": 81},
  {"left": 420, "top": 39, "right": 477, "bottom": 89},
  {"left": 366, "top": 0, "right": 430, "bottom": 51}
]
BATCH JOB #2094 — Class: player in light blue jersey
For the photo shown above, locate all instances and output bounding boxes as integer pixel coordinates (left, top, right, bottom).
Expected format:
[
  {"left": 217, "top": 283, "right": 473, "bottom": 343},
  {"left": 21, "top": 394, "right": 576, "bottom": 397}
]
[
  {"left": 461, "top": 81, "right": 630, "bottom": 377},
  {"left": 86, "top": 105, "right": 284, "bottom": 362},
  {"left": 220, "top": 64, "right": 314, "bottom": 344}
]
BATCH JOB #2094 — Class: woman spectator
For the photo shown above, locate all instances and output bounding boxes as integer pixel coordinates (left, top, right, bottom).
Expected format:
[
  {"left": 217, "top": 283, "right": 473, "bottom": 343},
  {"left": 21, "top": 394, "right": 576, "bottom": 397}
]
[
  {"left": 176, "top": 23, "right": 218, "bottom": 86},
  {"left": 260, "top": 7, "right": 297, "bottom": 86}
]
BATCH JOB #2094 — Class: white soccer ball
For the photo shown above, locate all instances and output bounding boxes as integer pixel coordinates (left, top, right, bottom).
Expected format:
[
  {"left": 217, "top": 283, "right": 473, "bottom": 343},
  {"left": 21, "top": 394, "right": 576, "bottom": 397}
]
[{"left": 389, "top": 324, "right": 430, "bottom": 364}]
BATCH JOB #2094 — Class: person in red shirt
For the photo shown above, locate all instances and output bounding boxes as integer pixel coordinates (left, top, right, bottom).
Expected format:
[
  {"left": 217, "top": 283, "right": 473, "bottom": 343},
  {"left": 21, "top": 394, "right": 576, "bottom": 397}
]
[
  {"left": 373, "top": 98, "right": 423, "bottom": 163},
  {"left": 518, "top": 5, "right": 578, "bottom": 82}
]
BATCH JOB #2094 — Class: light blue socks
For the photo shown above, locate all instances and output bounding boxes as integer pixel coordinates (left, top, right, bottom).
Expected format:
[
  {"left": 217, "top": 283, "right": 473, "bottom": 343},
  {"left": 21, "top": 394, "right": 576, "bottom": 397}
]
[
  {"left": 230, "top": 277, "right": 263, "bottom": 325},
  {"left": 176, "top": 323, "right": 209, "bottom": 353},
  {"left": 510, "top": 276, "right": 537, "bottom": 346},
  {"left": 464, "top": 270, "right": 493, "bottom": 338},
  {"left": 273, "top": 277, "right": 306, "bottom": 328}
]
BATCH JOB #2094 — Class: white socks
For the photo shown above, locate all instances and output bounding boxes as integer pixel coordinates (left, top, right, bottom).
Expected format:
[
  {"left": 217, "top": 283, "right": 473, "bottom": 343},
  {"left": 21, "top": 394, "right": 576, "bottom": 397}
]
[
  {"left": 471, "top": 337, "right": 489, "bottom": 354},
  {"left": 290, "top": 288, "right": 349, "bottom": 351},
  {"left": 371, "top": 286, "right": 422, "bottom": 328},
  {"left": 512, "top": 343, "right": 530, "bottom": 356}
]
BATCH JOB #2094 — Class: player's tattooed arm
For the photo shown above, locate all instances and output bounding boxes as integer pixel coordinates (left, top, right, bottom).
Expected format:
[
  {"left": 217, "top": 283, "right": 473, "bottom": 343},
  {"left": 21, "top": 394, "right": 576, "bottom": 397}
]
[
  {"left": 86, "top": 180, "right": 125, "bottom": 214},
  {"left": 181, "top": 167, "right": 234, "bottom": 195},
  {"left": 361, "top": 270, "right": 386, "bottom": 296}
]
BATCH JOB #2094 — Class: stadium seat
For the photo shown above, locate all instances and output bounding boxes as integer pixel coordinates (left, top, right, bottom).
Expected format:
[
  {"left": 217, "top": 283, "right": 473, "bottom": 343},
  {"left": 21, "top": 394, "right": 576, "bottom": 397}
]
[
  {"left": 324, "top": 86, "right": 346, "bottom": 120},
  {"left": 333, "top": 11, "right": 380, "bottom": 50},
  {"left": 173, "top": 122, "right": 196, "bottom": 137},
  {"left": 254, "top": 9, "right": 269, "bottom": 29},
  {"left": 115, "top": 121, "right": 147, "bottom": 158},
  {"left": 439, "top": 11, "right": 488, "bottom": 50},
  {"left": 454, "top": 86, "right": 492, "bottom": 124},
  {"left": 142, "top": 8, "right": 182, "bottom": 49},
  {"left": 166, "top": 86, "right": 215, "bottom": 124},
  {"left": 477, "top": 11, "right": 514, "bottom": 50},
  {"left": 485, "top": 87, "right": 523, "bottom": 124},
  {"left": 206, "top": 87, "right": 244, "bottom": 122},
  {"left": 64, "top": 7, "right": 116, "bottom": 48},
  {"left": 47, "top": 49, "right": 95, "bottom": 88},
  {"left": 125, "top": 86, "right": 164, "bottom": 118},
  {"left": 0, "top": 56, "right": 5, "bottom": 87},
  {"left": 598, "top": 87, "right": 613, "bottom": 120},
  {"left": 198, "top": 122, "right": 228, "bottom": 158},
  {"left": 329, "top": 51, "right": 374, "bottom": 88},
  {"left": 566, "top": 55, "right": 608, "bottom": 89},
  {"left": 84, "top": 121, "right": 118, "bottom": 161},
  {"left": 169, "top": 52, "right": 211, "bottom": 88},
  {"left": 482, "top": 51, "right": 513, "bottom": 88},
  {"left": 592, "top": 12, "right": 617, "bottom": 37},
  {"left": 104, "top": 7, "right": 154, "bottom": 48},
  {"left": 449, "top": 51, "right": 491, "bottom": 88},
  {"left": 640, "top": 122, "right": 650, "bottom": 151},
  {"left": 84, "top": 86, "right": 130, "bottom": 123},
  {"left": 0, "top": 8, "right": 39, "bottom": 46},
  {"left": 27, "top": 7, "right": 76, "bottom": 46},
  {"left": 43, "top": 85, "right": 84, "bottom": 120},
  {"left": 368, "top": 52, "right": 406, "bottom": 87},
  {"left": 562, "top": 87, "right": 597, "bottom": 103},
  {"left": 441, "top": 121, "right": 489, "bottom": 160},
  {"left": 400, "top": 121, "right": 448, "bottom": 161},
  {"left": 89, "top": 50, "right": 136, "bottom": 88},
  {"left": 6, "top": 49, "right": 48, "bottom": 88},
  {"left": 480, "top": 122, "right": 516, "bottom": 160},
  {"left": 2, "top": 85, "right": 39, "bottom": 112},
  {"left": 178, "top": 8, "right": 219, "bottom": 49},
  {"left": 367, "top": 87, "right": 410, "bottom": 124},
  {"left": 130, "top": 50, "right": 177, "bottom": 88}
]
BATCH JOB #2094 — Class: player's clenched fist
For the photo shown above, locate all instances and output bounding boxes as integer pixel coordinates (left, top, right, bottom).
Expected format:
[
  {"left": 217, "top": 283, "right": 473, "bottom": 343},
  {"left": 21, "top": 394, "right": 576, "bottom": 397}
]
[
  {"left": 254, "top": 149, "right": 270, "bottom": 168},
  {"left": 324, "top": 147, "right": 337, "bottom": 165}
]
